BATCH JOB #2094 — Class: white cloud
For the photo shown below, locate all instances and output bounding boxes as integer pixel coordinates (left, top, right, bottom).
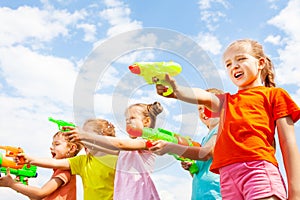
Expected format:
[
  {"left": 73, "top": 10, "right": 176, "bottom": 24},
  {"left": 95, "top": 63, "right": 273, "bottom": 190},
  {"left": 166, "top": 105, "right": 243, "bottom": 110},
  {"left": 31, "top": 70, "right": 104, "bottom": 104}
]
[
  {"left": 100, "top": 2, "right": 142, "bottom": 37},
  {"left": 0, "top": 6, "right": 86, "bottom": 47},
  {"left": 198, "top": 0, "right": 229, "bottom": 10},
  {"left": 76, "top": 23, "right": 97, "bottom": 42},
  {"left": 194, "top": 33, "right": 222, "bottom": 55},
  {"left": 0, "top": 46, "right": 77, "bottom": 105},
  {"left": 103, "top": 0, "right": 124, "bottom": 7},
  {"left": 264, "top": 35, "right": 282, "bottom": 45},
  {"left": 267, "top": 0, "right": 300, "bottom": 86},
  {"left": 152, "top": 170, "right": 192, "bottom": 200},
  {"left": 197, "top": 0, "right": 228, "bottom": 31}
]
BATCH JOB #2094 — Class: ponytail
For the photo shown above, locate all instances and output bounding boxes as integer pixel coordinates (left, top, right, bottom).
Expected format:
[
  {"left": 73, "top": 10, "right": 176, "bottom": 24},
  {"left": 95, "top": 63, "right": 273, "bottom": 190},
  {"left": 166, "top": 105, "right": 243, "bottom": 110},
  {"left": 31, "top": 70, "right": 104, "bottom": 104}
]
[
  {"left": 147, "top": 101, "right": 163, "bottom": 128},
  {"left": 261, "top": 56, "right": 276, "bottom": 87}
]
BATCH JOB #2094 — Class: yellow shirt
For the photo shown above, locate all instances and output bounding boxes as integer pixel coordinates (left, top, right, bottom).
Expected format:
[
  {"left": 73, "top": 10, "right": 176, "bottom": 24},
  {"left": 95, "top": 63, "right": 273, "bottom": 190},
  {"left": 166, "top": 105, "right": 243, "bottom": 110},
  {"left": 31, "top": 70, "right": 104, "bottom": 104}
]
[{"left": 68, "top": 154, "right": 117, "bottom": 200}]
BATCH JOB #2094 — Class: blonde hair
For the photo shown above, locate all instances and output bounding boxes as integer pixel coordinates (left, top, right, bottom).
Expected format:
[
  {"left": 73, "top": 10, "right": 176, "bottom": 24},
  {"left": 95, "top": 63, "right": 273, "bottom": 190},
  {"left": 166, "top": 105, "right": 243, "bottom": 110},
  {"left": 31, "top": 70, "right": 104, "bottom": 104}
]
[
  {"left": 53, "top": 131, "right": 82, "bottom": 157},
  {"left": 127, "top": 101, "right": 163, "bottom": 128},
  {"left": 224, "top": 39, "right": 276, "bottom": 87},
  {"left": 83, "top": 118, "right": 115, "bottom": 137}
]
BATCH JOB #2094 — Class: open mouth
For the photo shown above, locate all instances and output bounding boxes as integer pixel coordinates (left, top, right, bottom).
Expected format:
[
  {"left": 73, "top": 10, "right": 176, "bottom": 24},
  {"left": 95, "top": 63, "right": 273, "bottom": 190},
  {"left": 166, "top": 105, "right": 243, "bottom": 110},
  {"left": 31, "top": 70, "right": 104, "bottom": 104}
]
[
  {"left": 201, "top": 115, "right": 209, "bottom": 121},
  {"left": 51, "top": 152, "right": 56, "bottom": 158},
  {"left": 234, "top": 71, "right": 243, "bottom": 79}
]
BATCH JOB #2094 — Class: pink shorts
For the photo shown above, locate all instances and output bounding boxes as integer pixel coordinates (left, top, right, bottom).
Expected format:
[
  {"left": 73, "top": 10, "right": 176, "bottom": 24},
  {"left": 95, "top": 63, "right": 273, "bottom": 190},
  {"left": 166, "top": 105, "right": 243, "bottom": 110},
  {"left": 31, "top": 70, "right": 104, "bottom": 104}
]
[{"left": 219, "top": 160, "right": 287, "bottom": 200}]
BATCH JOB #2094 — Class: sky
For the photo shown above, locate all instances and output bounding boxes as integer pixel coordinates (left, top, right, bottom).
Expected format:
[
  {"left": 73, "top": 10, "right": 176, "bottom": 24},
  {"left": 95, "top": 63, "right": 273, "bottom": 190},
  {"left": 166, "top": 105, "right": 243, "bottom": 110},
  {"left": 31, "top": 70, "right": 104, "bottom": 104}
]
[{"left": 0, "top": 0, "right": 300, "bottom": 199}]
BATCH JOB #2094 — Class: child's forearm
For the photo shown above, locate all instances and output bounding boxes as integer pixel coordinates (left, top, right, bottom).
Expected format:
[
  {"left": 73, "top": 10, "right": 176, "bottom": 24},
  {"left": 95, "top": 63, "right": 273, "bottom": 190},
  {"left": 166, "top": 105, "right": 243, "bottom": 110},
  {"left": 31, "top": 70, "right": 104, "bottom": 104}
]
[
  {"left": 281, "top": 143, "right": 300, "bottom": 199},
  {"left": 29, "top": 157, "right": 70, "bottom": 170},
  {"left": 10, "top": 182, "right": 47, "bottom": 199},
  {"left": 82, "top": 140, "right": 119, "bottom": 155},
  {"left": 277, "top": 117, "right": 300, "bottom": 199},
  {"left": 82, "top": 134, "right": 146, "bottom": 151},
  {"left": 80, "top": 133, "right": 119, "bottom": 150},
  {"left": 175, "top": 87, "right": 220, "bottom": 112},
  {"left": 168, "top": 144, "right": 212, "bottom": 160}
]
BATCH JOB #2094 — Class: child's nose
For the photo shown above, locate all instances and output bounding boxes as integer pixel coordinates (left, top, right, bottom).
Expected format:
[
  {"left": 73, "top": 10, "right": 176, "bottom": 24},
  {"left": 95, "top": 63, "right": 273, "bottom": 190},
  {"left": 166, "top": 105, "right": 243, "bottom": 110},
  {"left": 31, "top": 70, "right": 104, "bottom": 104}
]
[{"left": 232, "top": 61, "right": 240, "bottom": 69}]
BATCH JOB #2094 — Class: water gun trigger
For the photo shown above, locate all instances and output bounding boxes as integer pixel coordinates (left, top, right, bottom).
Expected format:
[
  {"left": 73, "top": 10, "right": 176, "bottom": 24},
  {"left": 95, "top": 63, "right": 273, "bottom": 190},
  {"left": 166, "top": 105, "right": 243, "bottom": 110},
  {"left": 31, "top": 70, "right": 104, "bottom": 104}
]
[{"left": 145, "top": 140, "right": 153, "bottom": 148}]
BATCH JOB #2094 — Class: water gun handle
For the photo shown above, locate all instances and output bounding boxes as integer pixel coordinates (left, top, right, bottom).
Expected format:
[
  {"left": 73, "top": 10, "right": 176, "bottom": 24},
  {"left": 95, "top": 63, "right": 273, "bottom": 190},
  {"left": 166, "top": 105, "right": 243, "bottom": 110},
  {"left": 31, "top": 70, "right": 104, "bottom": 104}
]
[
  {"left": 128, "top": 61, "right": 182, "bottom": 97},
  {"left": 151, "top": 76, "right": 173, "bottom": 96},
  {"left": 174, "top": 155, "right": 199, "bottom": 174}
]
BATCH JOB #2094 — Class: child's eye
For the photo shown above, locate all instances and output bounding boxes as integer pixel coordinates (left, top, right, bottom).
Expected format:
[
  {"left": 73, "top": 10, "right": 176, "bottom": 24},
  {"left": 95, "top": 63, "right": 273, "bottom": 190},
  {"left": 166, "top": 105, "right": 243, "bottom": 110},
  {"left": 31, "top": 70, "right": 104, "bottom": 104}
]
[
  {"left": 225, "top": 63, "right": 231, "bottom": 68},
  {"left": 237, "top": 57, "right": 246, "bottom": 61}
]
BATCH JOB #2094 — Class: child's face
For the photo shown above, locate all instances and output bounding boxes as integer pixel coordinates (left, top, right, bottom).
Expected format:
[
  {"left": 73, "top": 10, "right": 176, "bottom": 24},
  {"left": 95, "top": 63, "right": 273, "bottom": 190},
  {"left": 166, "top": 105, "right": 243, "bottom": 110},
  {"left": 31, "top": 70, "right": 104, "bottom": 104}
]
[
  {"left": 223, "top": 45, "right": 263, "bottom": 90},
  {"left": 125, "top": 106, "right": 147, "bottom": 138},
  {"left": 50, "top": 134, "right": 70, "bottom": 159},
  {"left": 198, "top": 105, "right": 219, "bottom": 128},
  {"left": 198, "top": 105, "right": 210, "bottom": 127}
]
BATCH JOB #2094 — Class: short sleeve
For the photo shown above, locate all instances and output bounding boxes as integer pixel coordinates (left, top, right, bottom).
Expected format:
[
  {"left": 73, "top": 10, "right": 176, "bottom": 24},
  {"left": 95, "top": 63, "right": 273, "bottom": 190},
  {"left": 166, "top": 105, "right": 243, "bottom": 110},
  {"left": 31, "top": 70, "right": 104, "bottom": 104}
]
[
  {"left": 272, "top": 88, "right": 300, "bottom": 122},
  {"left": 52, "top": 169, "right": 72, "bottom": 186},
  {"left": 68, "top": 155, "right": 84, "bottom": 175},
  {"left": 205, "top": 93, "right": 227, "bottom": 118}
]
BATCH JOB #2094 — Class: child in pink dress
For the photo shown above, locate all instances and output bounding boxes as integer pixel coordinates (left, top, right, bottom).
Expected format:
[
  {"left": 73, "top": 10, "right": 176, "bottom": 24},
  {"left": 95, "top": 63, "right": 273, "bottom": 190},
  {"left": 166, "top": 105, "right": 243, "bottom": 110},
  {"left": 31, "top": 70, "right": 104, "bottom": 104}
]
[{"left": 65, "top": 102, "right": 163, "bottom": 200}]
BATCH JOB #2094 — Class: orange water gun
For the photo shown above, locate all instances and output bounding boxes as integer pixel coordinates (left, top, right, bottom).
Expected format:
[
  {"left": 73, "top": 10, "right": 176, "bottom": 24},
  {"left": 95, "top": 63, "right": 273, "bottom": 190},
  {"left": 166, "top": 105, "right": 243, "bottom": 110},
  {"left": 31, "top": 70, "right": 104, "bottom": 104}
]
[{"left": 0, "top": 146, "right": 38, "bottom": 184}]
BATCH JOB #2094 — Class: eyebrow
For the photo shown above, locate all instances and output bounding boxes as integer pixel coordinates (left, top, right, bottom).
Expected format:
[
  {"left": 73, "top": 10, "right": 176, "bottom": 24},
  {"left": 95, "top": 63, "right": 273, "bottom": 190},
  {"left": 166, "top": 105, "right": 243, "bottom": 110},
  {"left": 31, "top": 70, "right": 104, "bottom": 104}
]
[{"left": 224, "top": 54, "right": 247, "bottom": 62}]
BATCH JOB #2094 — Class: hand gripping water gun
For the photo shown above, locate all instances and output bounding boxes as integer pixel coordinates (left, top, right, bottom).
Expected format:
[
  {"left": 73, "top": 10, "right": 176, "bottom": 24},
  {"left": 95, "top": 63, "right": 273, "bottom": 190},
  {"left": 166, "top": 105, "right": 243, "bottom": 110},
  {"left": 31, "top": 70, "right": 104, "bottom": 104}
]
[
  {"left": 48, "top": 117, "right": 76, "bottom": 131},
  {"left": 127, "top": 126, "right": 200, "bottom": 174},
  {"left": 0, "top": 146, "right": 38, "bottom": 185},
  {"left": 128, "top": 61, "right": 182, "bottom": 96}
]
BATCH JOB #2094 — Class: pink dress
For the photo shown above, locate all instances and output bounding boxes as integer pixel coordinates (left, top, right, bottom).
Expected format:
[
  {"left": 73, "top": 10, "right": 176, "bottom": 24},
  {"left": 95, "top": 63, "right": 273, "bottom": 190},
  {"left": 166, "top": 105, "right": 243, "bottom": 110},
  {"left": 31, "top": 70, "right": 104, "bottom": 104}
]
[{"left": 114, "top": 150, "right": 160, "bottom": 200}]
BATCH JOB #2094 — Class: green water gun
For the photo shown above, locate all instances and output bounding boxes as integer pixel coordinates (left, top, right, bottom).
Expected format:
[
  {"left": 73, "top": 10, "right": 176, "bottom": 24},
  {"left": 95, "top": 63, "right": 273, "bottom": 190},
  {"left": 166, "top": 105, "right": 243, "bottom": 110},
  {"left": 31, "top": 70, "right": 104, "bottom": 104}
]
[
  {"left": 127, "top": 126, "right": 200, "bottom": 174},
  {"left": 0, "top": 164, "right": 38, "bottom": 185},
  {"left": 0, "top": 146, "right": 38, "bottom": 185},
  {"left": 141, "top": 128, "right": 201, "bottom": 147},
  {"left": 173, "top": 155, "right": 199, "bottom": 175},
  {"left": 48, "top": 117, "right": 75, "bottom": 131},
  {"left": 128, "top": 61, "right": 182, "bottom": 96}
]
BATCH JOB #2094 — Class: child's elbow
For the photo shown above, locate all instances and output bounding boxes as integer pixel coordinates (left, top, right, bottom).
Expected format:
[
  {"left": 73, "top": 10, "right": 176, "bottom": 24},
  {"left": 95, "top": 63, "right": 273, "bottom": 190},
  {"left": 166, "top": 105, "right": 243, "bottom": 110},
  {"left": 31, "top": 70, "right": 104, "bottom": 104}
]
[
  {"left": 201, "top": 154, "right": 212, "bottom": 161},
  {"left": 197, "top": 150, "right": 213, "bottom": 161},
  {"left": 113, "top": 141, "right": 127, "bottom": 150},
  {"left": 30, "top": 191, "right": 49, "bottom": 199}
]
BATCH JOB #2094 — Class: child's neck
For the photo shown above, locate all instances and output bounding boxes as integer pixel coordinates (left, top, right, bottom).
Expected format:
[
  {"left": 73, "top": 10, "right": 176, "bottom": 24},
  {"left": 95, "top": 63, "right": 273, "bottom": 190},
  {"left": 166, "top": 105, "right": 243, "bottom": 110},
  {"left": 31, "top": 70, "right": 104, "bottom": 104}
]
[{"left": 208, "top": 120, "right": 219, "bottom": 130}]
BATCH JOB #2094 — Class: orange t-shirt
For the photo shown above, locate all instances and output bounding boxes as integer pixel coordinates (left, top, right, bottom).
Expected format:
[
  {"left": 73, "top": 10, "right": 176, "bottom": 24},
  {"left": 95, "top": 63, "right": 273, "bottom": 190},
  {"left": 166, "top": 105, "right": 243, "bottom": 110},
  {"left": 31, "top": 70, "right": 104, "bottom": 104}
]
[
  {"left": 210, "top": 86, "right": 300, "bottom": 174},
  {"left": 43, "top": 169, "right": 76, "bottom": 200}
]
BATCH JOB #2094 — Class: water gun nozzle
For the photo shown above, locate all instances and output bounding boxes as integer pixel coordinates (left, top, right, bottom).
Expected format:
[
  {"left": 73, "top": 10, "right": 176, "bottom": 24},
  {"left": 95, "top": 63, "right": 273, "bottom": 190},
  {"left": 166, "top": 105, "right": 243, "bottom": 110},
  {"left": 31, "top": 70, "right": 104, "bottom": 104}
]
[{"left": 128, "top": 64, "right": 141, "bottom": 74}]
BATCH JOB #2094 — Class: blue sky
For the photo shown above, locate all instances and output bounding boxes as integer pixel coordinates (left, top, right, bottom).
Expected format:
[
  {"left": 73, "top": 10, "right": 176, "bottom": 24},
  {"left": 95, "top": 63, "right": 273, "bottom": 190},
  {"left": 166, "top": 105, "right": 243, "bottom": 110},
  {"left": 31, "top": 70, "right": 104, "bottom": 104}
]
[{"left": 0, "top": 0, "right": 299, "bottom": 199}]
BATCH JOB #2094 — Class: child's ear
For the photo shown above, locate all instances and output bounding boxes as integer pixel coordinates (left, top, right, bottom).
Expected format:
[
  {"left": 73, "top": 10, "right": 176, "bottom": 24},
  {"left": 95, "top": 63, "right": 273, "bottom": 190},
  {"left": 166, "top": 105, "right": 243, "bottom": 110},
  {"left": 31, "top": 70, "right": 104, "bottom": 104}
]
[
  {"left": 258, "top": 58, "right": 266, "bottom": 69},
  {"left": 69, "top": 144, "right": 78, "bottom": 155},
  {"left": 143, "top": 116, "right": 151, "bottom": 127}
]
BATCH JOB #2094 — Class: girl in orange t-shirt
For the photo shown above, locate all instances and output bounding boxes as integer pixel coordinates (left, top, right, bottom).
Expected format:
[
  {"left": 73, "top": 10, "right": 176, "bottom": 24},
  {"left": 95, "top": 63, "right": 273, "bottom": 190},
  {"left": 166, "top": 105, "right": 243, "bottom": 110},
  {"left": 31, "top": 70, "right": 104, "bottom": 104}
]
[{"left": 153, "top": 39, "right": 300, "bottom": 200}]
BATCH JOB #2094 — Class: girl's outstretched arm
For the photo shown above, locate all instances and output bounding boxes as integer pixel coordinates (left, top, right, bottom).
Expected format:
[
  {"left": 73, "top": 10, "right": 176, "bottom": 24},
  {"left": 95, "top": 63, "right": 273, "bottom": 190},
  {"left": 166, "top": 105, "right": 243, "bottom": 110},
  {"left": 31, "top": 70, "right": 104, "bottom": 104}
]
[
  {"left": 64, "top": 127, "right": 146, "bottom": 151},
  {"left": 80, "top": 140, "right": 119, "bottom": 155},
  {"left": 0, "top": 168, "right": 64, "bottom": 199},
  {"left": 149, "top": 134, "right": 217, "bottom": 161},
  {"left": 21, "top": 154, "right": 70, "bottom": 170},
  {"left": 156, "top": 74, "right": 221, "bottom": 112},
  {"left": 277, "top": 116, "right": 300, "bottom": 199},
  {"left": 85, "top": 135, "right": 147, "bottom": 151}
]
